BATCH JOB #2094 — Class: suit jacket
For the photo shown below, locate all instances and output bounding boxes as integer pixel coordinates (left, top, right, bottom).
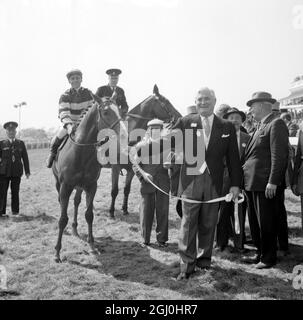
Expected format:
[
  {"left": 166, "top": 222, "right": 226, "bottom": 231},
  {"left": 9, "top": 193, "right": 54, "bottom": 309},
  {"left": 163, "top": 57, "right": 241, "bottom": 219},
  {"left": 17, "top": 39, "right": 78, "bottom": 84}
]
[
  {"left": 243, "top": 113, "right": 289, "bottom": 191},
  {"left": 95, "top": 85, "right": 129, "bottom": 114},
  {"left": 222, "top": 130, "right": 250, "bottom": 194},
  {"left": 132, "top": 139, "right": 170, "bottom": 194},
  {"left": 239, "top": 131, "right": 251, "bottom": 164},
  {"left": 0, "top": 139, "right": 30, "bottom": 177},
  {"left": 166, "top": 114, "right": 242, "bottom": 197},
  {"left": 292, "top": 130, "right": 303, "bottom": 186}
]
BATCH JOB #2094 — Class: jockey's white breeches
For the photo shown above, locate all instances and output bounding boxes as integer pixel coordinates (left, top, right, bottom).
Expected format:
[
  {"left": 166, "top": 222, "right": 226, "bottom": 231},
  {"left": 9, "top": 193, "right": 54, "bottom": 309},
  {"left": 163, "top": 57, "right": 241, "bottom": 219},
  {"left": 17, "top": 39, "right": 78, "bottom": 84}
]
[{"left": 56, "top": 127, "right": 69, "bottom": 139}]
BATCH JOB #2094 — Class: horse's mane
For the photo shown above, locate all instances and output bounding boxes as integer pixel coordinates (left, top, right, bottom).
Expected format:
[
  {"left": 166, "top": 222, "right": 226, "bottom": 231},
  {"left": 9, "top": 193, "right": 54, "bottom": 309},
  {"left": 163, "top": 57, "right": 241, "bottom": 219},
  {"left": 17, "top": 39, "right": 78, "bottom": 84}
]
[
  {"left": 73, "top": 103, "right": 95, "bottom": 132},
  {"left": 128, "top": 95, "right": 153, "bottom": 114}
]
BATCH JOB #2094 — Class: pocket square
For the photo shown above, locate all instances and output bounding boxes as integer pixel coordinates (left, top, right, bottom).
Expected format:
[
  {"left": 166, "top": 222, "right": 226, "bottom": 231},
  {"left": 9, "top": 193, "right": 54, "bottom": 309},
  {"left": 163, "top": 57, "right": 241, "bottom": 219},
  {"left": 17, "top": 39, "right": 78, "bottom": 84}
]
[
  {"left": 221, "top": 134, "right": 230, "bottom": 138},
  {"left": 190, "top": 123, "right": 197, "bottom": 128}
]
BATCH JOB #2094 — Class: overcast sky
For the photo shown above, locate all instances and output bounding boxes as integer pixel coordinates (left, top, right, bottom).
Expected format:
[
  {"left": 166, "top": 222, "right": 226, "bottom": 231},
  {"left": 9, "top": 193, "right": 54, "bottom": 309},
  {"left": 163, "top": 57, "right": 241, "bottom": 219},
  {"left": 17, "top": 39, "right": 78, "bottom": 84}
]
[{"left": 1, "top": 0, "right": 303, "bottom": 129}]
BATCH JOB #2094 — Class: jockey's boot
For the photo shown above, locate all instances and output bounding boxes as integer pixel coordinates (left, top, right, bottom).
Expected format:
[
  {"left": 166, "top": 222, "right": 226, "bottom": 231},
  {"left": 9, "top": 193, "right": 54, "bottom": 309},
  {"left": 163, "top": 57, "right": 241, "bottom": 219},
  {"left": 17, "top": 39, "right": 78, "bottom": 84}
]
[{"left": 46, "top": 137, "right": 64, "bottom": 168}]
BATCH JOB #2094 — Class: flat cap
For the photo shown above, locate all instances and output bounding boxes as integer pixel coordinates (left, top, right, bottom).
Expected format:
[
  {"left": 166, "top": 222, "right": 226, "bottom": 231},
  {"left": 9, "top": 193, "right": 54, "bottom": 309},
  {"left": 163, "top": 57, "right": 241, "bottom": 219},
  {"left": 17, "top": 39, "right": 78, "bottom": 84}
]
[
  {"left": 147, "top": 118, "right": 164, "bottom": 128},
  {"left": 106, "top": 68, "right": 122, "bottom": 76},
  {"left": 66, "top": 69, "right": 82, "bottom": 79},
  {"left": 3, "top": 121, "right": 18, "bottom": 130}
]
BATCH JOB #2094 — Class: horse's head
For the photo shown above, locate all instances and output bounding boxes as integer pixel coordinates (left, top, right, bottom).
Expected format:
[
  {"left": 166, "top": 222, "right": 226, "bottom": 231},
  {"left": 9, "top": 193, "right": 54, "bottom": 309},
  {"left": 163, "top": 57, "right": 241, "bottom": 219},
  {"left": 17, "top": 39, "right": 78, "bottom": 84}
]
[
  {"left": 75, "top": 95, "right": 128, "bottom": 144},
  {"left": 145, "top": 85, "right": 182, "bottom": 124}
]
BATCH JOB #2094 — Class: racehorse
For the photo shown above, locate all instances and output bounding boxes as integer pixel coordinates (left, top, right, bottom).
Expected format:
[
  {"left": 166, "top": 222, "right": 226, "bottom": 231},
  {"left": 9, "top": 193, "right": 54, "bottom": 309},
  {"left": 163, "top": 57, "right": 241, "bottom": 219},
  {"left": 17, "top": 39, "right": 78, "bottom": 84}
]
[
  {"left": 52, "top": 98, "right": 127, "bottom": 263},
  {"left": 108, "top": 85, "right": 182, "bottom": 218},
  {"left": 71, "top": 85, "right": 182, "bottom": 228}
]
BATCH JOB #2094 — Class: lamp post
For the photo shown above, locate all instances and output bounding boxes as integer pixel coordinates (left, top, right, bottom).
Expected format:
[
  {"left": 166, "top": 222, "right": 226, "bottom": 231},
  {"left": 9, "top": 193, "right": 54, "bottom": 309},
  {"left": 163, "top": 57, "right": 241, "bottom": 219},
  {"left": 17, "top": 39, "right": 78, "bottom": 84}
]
[{"left": 13, "top": 102, "right": 27, "bottom": 138}]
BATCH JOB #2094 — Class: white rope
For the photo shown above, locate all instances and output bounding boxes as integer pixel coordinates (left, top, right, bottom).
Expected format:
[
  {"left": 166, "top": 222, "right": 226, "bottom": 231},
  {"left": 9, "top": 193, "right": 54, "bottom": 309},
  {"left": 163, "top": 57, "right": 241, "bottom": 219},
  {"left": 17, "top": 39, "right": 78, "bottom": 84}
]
[{"left": 137, "top": 166, "right": 244, "bottom": 204}]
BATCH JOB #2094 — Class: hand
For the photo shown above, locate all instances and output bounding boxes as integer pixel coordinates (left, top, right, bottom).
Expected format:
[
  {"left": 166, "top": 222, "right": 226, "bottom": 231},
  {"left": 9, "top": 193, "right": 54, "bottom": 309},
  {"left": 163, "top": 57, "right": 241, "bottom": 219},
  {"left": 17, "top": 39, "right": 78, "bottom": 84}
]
[
  {"left": 291, "top": 184, "right": 300, "bottom": 197},
  {"left": 265, "top": 183, "right": 277, "bottom": 199},
  {"left": 66, "top": 124, "right": 74, "bottom": 135},
  {"left": 144, "top": 173, "right": 153, "bottom": 183},
  {"left": 163, "top": 161, "right": 173, "bottom": 170},
  {"left": 26, "top": 173, "right": 30, "bottom": 179},
  {"left": 229, "top": 186, "right": 240, "bottom": 201}
]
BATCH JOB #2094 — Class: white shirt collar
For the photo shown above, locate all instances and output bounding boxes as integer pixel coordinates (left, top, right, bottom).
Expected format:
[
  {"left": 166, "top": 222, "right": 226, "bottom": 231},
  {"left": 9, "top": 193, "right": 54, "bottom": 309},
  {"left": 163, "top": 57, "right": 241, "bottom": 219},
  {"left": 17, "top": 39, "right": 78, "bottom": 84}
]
[{"left": 200, "top": 113, "right": 214, "bottom": 127}]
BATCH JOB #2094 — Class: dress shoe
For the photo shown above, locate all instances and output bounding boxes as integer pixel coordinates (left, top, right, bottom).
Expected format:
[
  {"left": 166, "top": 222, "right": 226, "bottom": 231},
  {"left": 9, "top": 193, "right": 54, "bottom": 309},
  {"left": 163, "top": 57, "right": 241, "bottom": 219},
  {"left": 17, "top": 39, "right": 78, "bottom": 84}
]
[
  {"left": 255, "top": 262, "right": 275, "bottom": 269},
  {"left": 240, "top": 254, "right": 260, "bottom": 264},
  {"left": 156, "top": 241, "right": 168, "bottom": 248},
  {"left": 176, "top": 272, "right": 190, "bottom": 281},
  {"left": 0, "top": 214, "right": 8, "bottom": 219},
  {"left": 140, "top": 242, "right": 150, "bottom": 248},
  {"left": 12, "top": 212, "right": 19, "bottom": 215}
]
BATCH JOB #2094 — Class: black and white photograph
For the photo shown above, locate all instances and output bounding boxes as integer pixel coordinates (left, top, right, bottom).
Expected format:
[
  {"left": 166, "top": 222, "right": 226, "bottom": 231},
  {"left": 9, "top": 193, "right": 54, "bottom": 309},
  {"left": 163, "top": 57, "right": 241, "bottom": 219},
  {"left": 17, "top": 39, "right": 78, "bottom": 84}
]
[{"left": 1, "top": 0, "right": 303, "bottom": 304}]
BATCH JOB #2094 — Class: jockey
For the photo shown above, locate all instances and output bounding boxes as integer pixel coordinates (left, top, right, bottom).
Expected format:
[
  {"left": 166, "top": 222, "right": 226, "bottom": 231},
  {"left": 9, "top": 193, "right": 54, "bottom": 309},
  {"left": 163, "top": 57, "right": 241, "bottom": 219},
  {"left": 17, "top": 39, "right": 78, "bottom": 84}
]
[
  {"left": 46, "top": 69, "right": 94, "bottom": 168},
  {"left": 95, "top": 68, "right": 129, "bottom": 118}
]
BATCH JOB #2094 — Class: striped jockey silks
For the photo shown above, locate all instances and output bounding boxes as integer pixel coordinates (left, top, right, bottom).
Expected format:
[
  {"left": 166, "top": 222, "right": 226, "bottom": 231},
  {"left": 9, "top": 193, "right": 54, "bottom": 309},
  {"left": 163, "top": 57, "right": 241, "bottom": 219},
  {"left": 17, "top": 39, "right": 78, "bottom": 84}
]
[{"left": 58, "top": 87, "right": 94, "bottom": 125}]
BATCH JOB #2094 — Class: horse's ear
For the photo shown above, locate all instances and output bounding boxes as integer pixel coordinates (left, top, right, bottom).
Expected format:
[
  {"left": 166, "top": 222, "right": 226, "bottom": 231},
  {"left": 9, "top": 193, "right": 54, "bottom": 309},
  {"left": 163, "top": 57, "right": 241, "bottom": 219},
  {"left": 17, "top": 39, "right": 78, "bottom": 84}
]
[{"left": 153, "top": 84, "right": 160, "bottom": 96}]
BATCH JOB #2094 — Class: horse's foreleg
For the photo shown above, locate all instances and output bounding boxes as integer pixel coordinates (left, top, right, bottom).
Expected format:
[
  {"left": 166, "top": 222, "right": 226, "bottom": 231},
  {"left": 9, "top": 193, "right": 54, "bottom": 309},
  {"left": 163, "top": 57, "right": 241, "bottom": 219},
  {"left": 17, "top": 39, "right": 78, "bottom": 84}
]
[
  {"left": 85, "top": 182, "right": 97, "bottom": 252},
  {"left": 122, "top": 169, "right": 135, "bottom": 215},
  {"left": 109, "top": 165, "right": 120, "bottom": 218},
  {"left": 72, "top": 188, "right": 82, "bottom": 237},
  {"left": 55, "top": 183, "right": 73, "bottom": 263}
]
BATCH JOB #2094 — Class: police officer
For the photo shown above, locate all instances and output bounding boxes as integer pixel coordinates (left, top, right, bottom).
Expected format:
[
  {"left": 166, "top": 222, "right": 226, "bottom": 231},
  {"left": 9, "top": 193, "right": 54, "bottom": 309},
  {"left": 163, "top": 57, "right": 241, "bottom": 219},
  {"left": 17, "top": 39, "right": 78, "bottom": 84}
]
[
  {"left": 131, "top": 119, "right": 170, "bottom": 247},
  {"left": 0, "top": 122, "right": 30, "bottom": 217},
  {"left": 46, "top": 69, "right": 95, "bottom": 168},
  {"left": 95, "top": 69, "right": 129, "bottom": 118}
]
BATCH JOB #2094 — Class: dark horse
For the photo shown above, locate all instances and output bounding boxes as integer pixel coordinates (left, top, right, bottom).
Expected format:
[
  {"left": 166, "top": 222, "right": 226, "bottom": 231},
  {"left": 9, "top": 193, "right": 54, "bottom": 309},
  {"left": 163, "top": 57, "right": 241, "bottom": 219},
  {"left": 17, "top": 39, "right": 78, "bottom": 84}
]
[
  {"left": 109, "top": 85, "right": 182, "bottom": 218},
  {"left": 71, "top": 85, "right": 182, "bottom": 227},
  {"left": 52, "top": 99, "right": 127, "bottom": 262}
]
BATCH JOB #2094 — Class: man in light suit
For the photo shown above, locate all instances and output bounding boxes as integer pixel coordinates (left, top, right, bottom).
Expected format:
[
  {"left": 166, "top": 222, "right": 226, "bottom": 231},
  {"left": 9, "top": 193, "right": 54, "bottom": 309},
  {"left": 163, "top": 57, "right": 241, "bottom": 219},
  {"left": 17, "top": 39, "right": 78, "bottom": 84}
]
[
  {"left": 169, "top": 88, "right": 242, "bottom": 280},
  {"left": 242, "top": 92, "right": 289, "bottom": 269},
  {"left": 216, "top": 108, "right": 250, "bottom": 251}
]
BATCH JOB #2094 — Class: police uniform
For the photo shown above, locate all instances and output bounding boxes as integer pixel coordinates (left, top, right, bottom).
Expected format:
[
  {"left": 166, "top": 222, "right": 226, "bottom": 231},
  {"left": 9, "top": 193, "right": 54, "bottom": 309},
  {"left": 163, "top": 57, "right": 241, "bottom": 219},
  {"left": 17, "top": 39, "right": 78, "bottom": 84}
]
[
  {"left": 95, "top": 69, "right": 129, "bottom": 117},
  {"left": 0, "top": 122, "right": 30, "bottom": 216},
  {"left": 131, "top": 119, "right": 170, "bottom": 246},
  {"left": 46, "top": 69, "right": 94, "bottom": 168}
]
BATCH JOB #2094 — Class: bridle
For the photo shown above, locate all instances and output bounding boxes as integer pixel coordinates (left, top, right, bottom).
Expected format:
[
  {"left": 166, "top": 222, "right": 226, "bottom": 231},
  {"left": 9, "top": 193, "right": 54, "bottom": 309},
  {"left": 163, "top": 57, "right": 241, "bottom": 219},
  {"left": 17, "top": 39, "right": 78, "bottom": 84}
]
[
  {"left": 69, "top": 100, "right": 124, "bottom": 147},
  {"left": 126, "top": 94, "right": 175, "bottom": 123}
]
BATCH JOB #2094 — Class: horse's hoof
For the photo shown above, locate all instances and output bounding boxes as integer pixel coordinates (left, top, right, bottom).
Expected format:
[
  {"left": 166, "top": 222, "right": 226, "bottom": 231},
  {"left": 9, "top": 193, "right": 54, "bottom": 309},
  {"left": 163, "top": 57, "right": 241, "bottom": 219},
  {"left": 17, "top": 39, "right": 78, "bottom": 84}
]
[
  {"left": 123, "top": 211, "right": 129, "bottom": 216},
  {"left": 55, "top": 257, "right": 62, "bottom": 263},
  {"left": 109, "top": 212, "right": 115, "bottom": 219}
]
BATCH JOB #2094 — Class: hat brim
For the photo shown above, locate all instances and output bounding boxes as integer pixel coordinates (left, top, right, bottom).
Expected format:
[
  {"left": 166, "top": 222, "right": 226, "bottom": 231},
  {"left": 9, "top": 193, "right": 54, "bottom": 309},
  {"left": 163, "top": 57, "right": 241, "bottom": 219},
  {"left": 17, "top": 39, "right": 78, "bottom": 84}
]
[
  {"left": 3, "top": 122, "right": 18, "bottom": 130},
  {"left": 246, "top": 98, "right": 277, "bottom": 107},
  {"left": 106, "top": 69, "right": 121, "bottom": 76},
  {"left": 223, "top": 110, "right": 246, "bottom": 122}
]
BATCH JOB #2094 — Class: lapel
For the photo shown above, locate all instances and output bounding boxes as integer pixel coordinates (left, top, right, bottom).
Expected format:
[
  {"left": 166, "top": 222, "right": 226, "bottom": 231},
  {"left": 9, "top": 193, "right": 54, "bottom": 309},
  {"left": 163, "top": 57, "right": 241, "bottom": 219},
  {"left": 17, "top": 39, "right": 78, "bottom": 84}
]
[
  {"left": 245, "top": 113, "right": 275, "bottom": 158},
  {"left": 207, "top": 115, "right": 223, "bottom": 154},
  {"left": 239, "top": 132, "right": 248, "bottom": 158}
]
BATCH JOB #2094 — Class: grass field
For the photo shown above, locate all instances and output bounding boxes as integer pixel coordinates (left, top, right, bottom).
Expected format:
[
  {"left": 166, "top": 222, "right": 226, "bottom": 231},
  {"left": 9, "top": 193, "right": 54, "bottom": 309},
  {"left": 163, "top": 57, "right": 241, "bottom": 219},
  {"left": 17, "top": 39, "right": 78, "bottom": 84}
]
[{"left": 1, "top": 148, "right": 303, "bottom": 300}]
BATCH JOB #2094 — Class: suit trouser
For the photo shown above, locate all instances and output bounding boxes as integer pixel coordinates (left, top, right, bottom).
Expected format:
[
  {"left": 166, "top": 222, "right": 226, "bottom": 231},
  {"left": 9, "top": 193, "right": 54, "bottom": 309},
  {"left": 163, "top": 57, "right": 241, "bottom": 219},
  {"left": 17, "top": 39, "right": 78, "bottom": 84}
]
[
  {"left": 139, "top": 189, "right": 169, "bottom": 244},
  {"left": 0, "top": 176, "right": 21, "bottom": 215},
  {"left": 179, "top": 171, "right": 219, "bottom": 274},
  {"left": 246, "top": 188, "right": 283, "bottom": 264},
  {"left": 216, "top": 200, "right": 246, "bottom": 250},
  {"left": 276, "top": 190, "right": 289, "bottom": 251}
]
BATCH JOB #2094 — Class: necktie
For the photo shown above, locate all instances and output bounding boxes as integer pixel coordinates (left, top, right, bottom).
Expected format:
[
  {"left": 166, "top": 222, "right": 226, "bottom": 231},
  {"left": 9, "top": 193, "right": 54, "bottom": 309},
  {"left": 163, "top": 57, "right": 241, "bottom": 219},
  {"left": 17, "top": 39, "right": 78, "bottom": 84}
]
[{"left": 203, "top": 117, "right": 211, "bottom": 137}]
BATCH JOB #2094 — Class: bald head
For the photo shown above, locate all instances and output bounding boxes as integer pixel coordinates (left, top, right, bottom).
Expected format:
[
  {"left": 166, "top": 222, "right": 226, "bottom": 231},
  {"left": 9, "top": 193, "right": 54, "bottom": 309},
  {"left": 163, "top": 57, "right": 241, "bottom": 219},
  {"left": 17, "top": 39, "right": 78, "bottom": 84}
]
[{"left": 195, "top": 87, "right": 217, "bottom": 117}]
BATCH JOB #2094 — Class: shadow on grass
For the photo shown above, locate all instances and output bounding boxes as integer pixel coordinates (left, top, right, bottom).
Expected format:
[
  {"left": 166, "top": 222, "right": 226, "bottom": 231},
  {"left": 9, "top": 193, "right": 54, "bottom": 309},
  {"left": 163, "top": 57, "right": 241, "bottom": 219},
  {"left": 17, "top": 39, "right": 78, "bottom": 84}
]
[
  {"left": 10, "top": 213, "right": 57, "bottom": 224},
  {"left": 65, "top": 235, "right": 303, "bottom": 299}
]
